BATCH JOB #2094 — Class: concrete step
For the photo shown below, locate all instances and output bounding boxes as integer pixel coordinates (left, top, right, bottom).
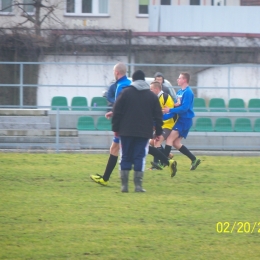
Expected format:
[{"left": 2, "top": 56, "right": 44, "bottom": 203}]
[
  {"left": 0, "top": 123, "right": 51, "bottom": 130},
  {"left": 0, "top": 129, "right": 78, "bottom": 136},
  {"left": 0, "top": 116, "right": 50, "bottom": 123},
  {"left": 0, "top": 109, "right": 48, "bottom": 116},
  {"left": 0, "top": 136, "right": 80, "bottom": 143},
  {"left": 0, "top": 142, "right": 80, "bottom": 150}
]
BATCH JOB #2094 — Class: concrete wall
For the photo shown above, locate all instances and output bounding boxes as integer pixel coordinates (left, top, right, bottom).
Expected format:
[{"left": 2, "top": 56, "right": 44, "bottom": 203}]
[
  {"left": 197, "top": 65, "right": 260, "bottom": 104},
  {"left": 37, "top": 55, "right": 130, "bottom": 107}
]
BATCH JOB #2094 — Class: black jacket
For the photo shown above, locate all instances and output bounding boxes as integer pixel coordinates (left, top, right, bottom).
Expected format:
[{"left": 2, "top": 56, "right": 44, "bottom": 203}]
[{"left": 112, "top": 80, "right": 163, "bottom": 139}]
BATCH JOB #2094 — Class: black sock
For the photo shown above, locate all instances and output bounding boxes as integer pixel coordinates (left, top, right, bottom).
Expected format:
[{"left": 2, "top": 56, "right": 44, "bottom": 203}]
[
  {"left": 149, "top": 146, "right": 169, "bottom": 166},
  {"left": 164, "top": 145, "right": 172, "bottom": 158},
  {"left": 179, "top": 145, "right": 196, "bottom": 161},
  {"left": 153, "top": 146, "right": 164, "bottom": 163},
  {"left": 103, "top": 154, "right": 118, "bottom": 181}
]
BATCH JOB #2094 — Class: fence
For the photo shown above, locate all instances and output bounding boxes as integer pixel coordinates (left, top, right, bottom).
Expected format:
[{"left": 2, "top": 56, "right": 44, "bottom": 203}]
[{"left": 0, "top": 61, "right": 259, "bottom": 152}]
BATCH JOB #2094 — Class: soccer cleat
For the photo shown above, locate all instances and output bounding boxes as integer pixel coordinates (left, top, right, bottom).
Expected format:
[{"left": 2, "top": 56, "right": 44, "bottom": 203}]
[
  {"left": 169, "top": 159, "right": 177, "bottom": 178},
  {"left": 90, "top": 174, "right": 108, "bottom": 186},
  {"left": 150, "top": 161, "right": 164, "bottom": 170},
  {"left": 190, "top": 158, "right": 201, "bottom": 170}
]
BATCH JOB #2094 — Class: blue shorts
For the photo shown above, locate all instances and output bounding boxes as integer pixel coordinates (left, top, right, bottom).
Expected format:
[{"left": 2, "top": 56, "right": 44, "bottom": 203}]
[
  {"left": 172, "top": 117, "right": 193, "bottom": 139},
  {"left": 113, "top": 136, "right": 120, "bottom": 143}
]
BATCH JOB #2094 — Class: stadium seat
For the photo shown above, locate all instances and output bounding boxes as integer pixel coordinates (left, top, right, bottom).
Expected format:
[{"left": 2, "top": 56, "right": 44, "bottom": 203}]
[
  {"left": 71, "top": 96, "right": 89, "bottom": 111},
  {"left": 77, "top": 116, "right": 96, "bottom": 131},
  {"left": 214, "top": 118, "right": 233, "bottom": 132},
  {"left": 253, "top": 118, "right": 260, "bottom": 132},
  {"left": 234, "top": 118, "right": 253, "bottom": 132},
  {"left": 209, "top": 98, "right": 227, "bottom": 112},
  {"left": 51, "top": 96, "right": 69, "bottom": 110},
  {"left": 96, "top": 116, "right": 112, "bottom": 130},
  {"left": 228, "top": 98, "right": 246, "bottom": 112},
  {"left": 195, "top": 117, "right": 213, "bottom": 132},
  {"left": 91, "top": 97, "right": 108, "bottom": 111},
  {"left": 248, "top": 98, "right": 260, "bottom": 112},
  {"left": 193, "top": 97, "right": 208, "bottom": 112}
]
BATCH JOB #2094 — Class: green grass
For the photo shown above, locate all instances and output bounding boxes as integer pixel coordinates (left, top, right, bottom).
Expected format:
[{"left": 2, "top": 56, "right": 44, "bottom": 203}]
[{"left": 0, "top": 153, "right": 260, "bottom": 260}]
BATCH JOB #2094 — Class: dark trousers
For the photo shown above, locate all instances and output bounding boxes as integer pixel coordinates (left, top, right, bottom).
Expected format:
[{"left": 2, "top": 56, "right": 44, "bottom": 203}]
[{"left": 120, "top": 136, "right": 149, "bottom": 171}]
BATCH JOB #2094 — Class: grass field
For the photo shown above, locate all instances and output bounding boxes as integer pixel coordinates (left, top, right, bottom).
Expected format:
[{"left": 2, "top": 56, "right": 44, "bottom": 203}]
[{"left": 0, "top": 152, "right": 260, "bottom": 260}]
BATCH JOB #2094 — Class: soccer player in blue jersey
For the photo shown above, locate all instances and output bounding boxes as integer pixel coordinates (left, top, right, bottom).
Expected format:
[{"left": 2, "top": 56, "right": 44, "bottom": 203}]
[
  {"left": 162, "top": 72, "right": 201, "bottom": 170},
  {"left": 90, "top": 63, "right": 131, "bottom": 185}
]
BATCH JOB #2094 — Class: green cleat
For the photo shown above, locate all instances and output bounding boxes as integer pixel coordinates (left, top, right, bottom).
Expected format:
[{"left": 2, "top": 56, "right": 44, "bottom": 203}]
[
  {"left": 150, "top": 161, "right": 164, "bottom": 170},
  {"left": 169, "top": 159, "right": 177, "bottom": 178},
  {"left": 190, "top": 158, "right": 201, "bottom": 170},
  {"left": 90, "top": 174, "right": 109, "bottom": 186}
]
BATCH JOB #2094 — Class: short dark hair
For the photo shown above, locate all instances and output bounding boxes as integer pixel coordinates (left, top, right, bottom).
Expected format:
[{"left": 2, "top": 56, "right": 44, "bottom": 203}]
[
  {"left": 132, "top": 70, "right": 145, "bottom": 81},
  {"left": 180, "top": 72, "right": 190, "bottom": 83}
]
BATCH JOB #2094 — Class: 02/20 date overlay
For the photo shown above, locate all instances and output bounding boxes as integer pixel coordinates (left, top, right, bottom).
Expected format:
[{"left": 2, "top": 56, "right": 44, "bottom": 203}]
[{"left": 216, "top": 222, "right": 260, "bottom": 233}]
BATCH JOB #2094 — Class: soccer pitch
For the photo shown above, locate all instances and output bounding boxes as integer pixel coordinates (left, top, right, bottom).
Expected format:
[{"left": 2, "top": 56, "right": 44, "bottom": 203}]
[{"left": 0, "top": 153, "right": 259, "bottom": 260}]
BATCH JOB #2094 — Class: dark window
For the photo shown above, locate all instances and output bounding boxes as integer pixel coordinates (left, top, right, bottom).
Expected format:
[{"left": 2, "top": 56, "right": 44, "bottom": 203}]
[
  {"left": 139, "top": 0, "right": 149, "bottom": 14},
  {"left": 66, "top": 0, "right": 75, "bottom": 13},
  {"left": 82, "top": 0, "right": 92, "bottom": 13},
  {"left": 161, "top": 0, "right": 171, "bottom": 5},
  {"left": 190, "top": 0, "right": 200, "bottom": 5}
]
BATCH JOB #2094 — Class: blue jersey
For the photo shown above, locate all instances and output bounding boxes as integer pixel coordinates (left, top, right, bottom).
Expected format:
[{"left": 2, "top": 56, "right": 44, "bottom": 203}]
[
  {"left": 115, "top": 75, "right": 131, "bottom": 100},
  {"left": 163, "top": 86, "right": 195, "bottom": 120}
]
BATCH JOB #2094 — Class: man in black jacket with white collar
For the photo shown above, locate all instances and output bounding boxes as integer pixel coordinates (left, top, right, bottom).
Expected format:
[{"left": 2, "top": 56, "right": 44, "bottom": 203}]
[{"left": 112, "top": 70, "right": 163, "bottom": 192}]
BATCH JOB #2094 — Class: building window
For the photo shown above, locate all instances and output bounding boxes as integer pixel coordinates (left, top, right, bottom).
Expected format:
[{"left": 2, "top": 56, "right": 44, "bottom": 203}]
[
  {"left": 23, "top": 0, "right": 34, "bottom": 13},
  {"left": 161, "top": 0, "right": 171, "bottom": 5},
  {"left": 190, "top": 0, "right": 200, "bottom": 5},
  {"left": 139, "top": 0, "right": 149, "bottom": 14},
  {"left": 66, "top": 0, "right": 108, "bottom": 15},
  {"left": 0, "top": 0, "right": 13, "bottom": 13}
]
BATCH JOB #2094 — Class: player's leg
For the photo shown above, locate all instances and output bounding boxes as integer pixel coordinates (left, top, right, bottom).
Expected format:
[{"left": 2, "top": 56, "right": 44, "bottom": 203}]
[
  {"left": 120, "top": 136, "right": 135, "bottom": 192},
  {"left": 172, "top": 118, "right": 201, "bottom": 170},
  {"left": 132, "top": 137, "right": 149, "bottom": 192},
  {"left": 149, "top": 146, "right": 177, "bottom": 177},
  {"left": 90, "top": 137, "right": 120, "bottom": 185}
]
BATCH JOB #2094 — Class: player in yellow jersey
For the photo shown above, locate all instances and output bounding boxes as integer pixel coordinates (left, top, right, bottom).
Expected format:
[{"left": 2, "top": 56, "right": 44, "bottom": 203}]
[{"left": 149, "top": 81, "right": 178, "bottom": 175}]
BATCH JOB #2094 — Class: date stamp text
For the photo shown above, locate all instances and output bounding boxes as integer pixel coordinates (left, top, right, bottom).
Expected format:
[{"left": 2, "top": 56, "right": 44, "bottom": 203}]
[{"left": 216, "top": 222, "right": 260, "bottom": 233}]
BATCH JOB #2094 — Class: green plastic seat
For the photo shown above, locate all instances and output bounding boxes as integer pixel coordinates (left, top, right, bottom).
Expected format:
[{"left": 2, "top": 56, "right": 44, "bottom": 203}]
[
  {"left": 96, "top": 116, "right": 111, "bottom": 131},
  {"left": 228, "top": 98, "right": 246, "bottom": 112},
  {"left": 77, "top": 116, "right": 95, "bottom": 131},
  {"left": 209, "top": 98, "right": 227, "bottom": 112},
  {"left": 234, "top": 118, "right": 253, "bottom": 132},
  {"left": 248, "top": 98, "right": 260, "bottom": 112},
  {"left": 51, "top": 96, "right": 69, "bottom": 110},
  {"left": 71, "top": 97, "right": 89, "bottom": 111},
  {"left": 193, "top": 98, "right": 208, "bottom": 112},
  {"left": 91, "top": 97, "right": 108, "bottom": 111},
  {"left": 195, "top": 117, "right": 213, "bottom": 132},
  {"left": 253, "top": 118, "right": 260, "bottom": 132},
  {"left": 214, "top": 118, "right": 233, "bottom": 132}
]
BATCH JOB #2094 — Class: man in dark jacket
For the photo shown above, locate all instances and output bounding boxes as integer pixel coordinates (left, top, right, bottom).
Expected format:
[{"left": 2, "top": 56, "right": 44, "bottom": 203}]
[{"left": 112, "top": 70, "right": 163, "bottom": 192}]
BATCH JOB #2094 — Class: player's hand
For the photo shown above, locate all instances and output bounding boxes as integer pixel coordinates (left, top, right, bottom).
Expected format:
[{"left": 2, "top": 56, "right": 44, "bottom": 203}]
[
  {"left": 105, "top": 111, "right": 113, "bottom": 119},
  {"left": 162, "top": 106, "right": 170, "bottom": 114},
  {"left": 154, "top": 135, "right": 161, "bottom": 142}
]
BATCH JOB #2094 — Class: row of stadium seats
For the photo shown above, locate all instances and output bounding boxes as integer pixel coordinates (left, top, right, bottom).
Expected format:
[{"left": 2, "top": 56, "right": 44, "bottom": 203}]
[
  {"left": 51, "top": 96, "right": 260, "bottom": 112},
  {"left": 191, "top": 117, "right": 260, "bottom": 132},
  {"left": 51, "top": 96, "right": 107, "bottom": 111},
  {"left": 194, "top": 98, "right": 260, "bottom": 112},
  {"left": 77, "top": 116, "right": 111, "bottom": 131},
  {"left": 77, "top": 116, "right": 260, "bottom": 132}
]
